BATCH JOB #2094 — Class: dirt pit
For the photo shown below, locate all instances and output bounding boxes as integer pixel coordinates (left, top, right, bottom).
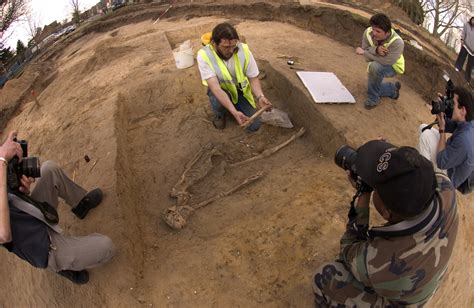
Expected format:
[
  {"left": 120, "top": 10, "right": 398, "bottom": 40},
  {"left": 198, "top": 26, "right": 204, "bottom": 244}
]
[{"left": 0, "top": 4, "right": 473, "bottom": 307}]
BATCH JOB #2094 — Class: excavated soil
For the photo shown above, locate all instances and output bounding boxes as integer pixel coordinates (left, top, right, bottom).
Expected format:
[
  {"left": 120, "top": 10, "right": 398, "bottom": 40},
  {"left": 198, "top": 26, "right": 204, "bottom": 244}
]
[{"left": 0, "top": 2, "right": 473, "bottom": 307}]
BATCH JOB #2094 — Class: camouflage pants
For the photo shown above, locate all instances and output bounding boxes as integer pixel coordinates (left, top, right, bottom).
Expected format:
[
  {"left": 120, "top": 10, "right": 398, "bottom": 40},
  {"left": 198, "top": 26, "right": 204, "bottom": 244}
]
[{"left": 312, "top": 261, "right": 387, "bottom": 307}]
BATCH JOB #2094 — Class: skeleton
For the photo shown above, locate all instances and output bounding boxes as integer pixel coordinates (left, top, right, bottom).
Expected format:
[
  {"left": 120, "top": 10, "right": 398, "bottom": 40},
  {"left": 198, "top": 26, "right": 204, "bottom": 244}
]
[{"left": 163, "top": 127, "right": 306, "bottom": 230}]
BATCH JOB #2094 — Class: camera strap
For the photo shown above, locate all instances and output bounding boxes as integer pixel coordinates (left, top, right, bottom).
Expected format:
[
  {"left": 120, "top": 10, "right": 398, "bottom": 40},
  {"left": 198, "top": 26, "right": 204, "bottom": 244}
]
[
  {"left": 11, "top": 191, "right": 59, "bottom": 225},
  {"left": 346, "top": 190, "right": 371, "bottom": 241}
]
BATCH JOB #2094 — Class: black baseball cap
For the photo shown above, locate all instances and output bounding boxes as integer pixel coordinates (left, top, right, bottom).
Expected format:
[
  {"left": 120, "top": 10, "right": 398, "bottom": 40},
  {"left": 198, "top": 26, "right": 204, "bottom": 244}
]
[{"left": 355, "top": 140, "right": 437, "bottom": 218}]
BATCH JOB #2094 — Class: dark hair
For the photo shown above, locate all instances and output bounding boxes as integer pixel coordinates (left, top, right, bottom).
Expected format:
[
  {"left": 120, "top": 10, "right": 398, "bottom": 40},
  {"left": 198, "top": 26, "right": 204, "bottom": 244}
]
[
  {"left": 211, "top": 23, "right": 239, "bottom": 45},
  {"left": 370, "top": 13, "right": 392, "bottom": 33},
  {"left": 454, "top": 86, "right": 474, "bottom": 121}
]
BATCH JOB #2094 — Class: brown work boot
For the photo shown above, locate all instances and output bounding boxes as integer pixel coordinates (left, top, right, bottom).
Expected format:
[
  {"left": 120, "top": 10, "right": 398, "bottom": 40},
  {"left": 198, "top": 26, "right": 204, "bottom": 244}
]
[{"left": 212, "top": 114, "right": 226, "bottom": 130}]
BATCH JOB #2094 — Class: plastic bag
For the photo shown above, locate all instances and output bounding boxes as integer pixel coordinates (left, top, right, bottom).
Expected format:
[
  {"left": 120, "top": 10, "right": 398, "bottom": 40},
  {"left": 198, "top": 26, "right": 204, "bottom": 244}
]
[{"left": 260, "top": 108, "right": 293, "bottom": 128}]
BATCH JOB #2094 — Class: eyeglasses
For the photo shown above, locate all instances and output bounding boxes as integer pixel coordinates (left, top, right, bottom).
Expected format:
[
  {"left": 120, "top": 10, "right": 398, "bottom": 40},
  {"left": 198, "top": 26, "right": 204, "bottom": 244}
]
[{"left": 218, "top": 42, "right": 239, "bottom": 52}]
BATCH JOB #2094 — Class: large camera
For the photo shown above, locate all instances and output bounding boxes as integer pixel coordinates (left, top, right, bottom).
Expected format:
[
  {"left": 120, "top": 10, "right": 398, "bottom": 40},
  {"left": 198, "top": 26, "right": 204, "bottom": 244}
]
[
  {"left": 6, "top": 139, "right": 57, "bottom": 224},
  {"left": 335, "top": 145, "right": 358, "bottom": 175},
  {"left": 335, "top": 145, "right": 372, "bottom": 192},
  {"left": 7, "top": 139, "right": 41, "bottom": 192},
  {"left": 430, "top": 75, "right": 454, "bottom": 118}
]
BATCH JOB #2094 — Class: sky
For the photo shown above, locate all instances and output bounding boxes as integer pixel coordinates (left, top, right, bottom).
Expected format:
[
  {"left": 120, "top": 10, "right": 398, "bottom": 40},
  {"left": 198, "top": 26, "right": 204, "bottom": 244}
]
[{"left": 3, "top": 0, "right": 99, "bottom": 50}]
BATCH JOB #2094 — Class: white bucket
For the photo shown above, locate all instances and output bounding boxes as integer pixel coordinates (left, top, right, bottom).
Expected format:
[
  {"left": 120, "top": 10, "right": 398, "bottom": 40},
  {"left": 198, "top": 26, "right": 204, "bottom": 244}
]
[
  {"left": 173, "top": 45, "right": 194, "bottom": 69},
  {"left": 179, "top": 40, "right": 192, "bottom": 50}
]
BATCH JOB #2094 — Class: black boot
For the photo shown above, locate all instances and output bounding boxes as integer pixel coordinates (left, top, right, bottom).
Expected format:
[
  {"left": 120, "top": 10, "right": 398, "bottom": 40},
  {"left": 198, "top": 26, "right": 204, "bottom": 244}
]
[
  {"left": 72, "top": 188, "right": 103, "bottom": 219},
  {"left": 57, "top": 270, "right": 89, "bottom": 285},
  {"left": 393, "top": 81, "right": 402, "bottom": 99}
]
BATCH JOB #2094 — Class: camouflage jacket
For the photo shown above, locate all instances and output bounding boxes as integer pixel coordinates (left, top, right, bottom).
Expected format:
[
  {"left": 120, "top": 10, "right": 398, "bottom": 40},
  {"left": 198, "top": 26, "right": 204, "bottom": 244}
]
[{"left": 338, "top": 174, "right": 459, "bottom": 306}]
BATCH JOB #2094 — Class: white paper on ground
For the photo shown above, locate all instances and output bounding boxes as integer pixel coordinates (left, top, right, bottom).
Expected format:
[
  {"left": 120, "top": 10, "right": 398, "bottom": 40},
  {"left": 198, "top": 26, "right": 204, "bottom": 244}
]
[{"left": 296, "top": 71, "right": 356, "bottom": 104}]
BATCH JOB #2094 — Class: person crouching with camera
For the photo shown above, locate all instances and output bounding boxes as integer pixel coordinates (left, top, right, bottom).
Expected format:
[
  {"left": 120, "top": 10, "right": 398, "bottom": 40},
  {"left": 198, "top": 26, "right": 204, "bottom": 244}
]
[
  {"left": 418, "top": 86, "right": 474, "bottom": 194},
  {"left": 312, "top": 140, "right": 458, "bottom": 306},
  {"left": 0, "top": 131, "right": 115, "bottom": 285}
]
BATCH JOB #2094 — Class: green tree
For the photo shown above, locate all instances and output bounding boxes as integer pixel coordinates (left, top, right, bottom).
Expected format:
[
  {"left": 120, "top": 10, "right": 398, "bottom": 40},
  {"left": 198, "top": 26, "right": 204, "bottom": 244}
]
[
  {"left": 15, "top": 39, "right": 25, "bottom": 56},
  {"left": 0, "top": 45, "right": 14, "bottom": 74},
  {"left": 70, "top": 0, "right": 81, "bottom": 24},
  {"left": 0, "top": 46, "right": 14, "bottom": 64},
  {"left": 395, "top": 0, "right": 424, "bottom": 25}
]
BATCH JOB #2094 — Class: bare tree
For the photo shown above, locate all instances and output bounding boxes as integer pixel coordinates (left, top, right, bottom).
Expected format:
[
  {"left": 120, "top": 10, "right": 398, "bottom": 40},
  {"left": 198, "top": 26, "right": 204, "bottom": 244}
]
[
  {"left": 25, "top": 10, "right": 41, "bottom": 47},
  {"left": 420, "top": 0, "right": 473, "bottom": 38},
  {"left": 70, "top": 0, "right": 81, "bottom": 24},
  {"left": 0, "top": 0, "right": 29, "bottom": 42}
]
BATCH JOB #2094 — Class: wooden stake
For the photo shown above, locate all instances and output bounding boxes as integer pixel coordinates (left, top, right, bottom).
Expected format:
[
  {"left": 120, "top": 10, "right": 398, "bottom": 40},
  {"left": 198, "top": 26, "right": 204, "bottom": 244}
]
[
  {"left": 31, "top": 90, "right": 40, "bottom": 107},
  {"left": 241, "top": 105, "right": 271, "bottom": 129},
  {"left": 153, "top": 5, "right": 173, "bottom": 24}
]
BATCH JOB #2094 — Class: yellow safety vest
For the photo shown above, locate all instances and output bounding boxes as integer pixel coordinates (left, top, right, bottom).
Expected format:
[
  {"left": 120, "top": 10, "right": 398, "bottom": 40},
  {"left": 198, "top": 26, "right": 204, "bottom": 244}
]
[
  {"left": 198, "top": 43, "right": 256, "bottom": 108},
  {"left": 366, "top": 27, "right": 405, "bottom": 74}
]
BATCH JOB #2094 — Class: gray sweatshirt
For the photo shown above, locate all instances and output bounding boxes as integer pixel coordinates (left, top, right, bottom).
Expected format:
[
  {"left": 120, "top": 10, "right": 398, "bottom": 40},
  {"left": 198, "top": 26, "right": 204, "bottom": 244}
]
[
  {"left": 361, "top": 28, "right": 404, "bottom": 66},
  {"left": 461, "top": 20, "right": 474, "bottom": 54}
]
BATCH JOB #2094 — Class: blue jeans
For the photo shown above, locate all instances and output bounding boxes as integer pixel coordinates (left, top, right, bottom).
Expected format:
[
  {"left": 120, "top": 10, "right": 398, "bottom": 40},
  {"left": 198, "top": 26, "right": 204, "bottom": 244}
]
[
  {"left": 207, "top": 90, "right": 261, "bottom": 131},
  {"left": 366, "top": 62, "right": 397, "bottom": 106},
  {"left": 455, "top": 46, "right": 473, "bottom": 82}
]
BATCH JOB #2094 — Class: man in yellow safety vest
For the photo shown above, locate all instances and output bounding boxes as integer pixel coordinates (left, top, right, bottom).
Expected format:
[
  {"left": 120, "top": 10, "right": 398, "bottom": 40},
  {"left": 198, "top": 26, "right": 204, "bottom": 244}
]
[
  {"left": 356, "top": 14, "right": 405, "bottom": 109},
  {"left": 197, "top": 23, "right": 272, "bottom": 131}
]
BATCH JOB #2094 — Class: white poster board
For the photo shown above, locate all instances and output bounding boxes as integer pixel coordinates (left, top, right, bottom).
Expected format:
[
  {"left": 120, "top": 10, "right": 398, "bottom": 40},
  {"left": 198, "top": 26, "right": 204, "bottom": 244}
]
[{"left": 296, "top": 71, "right": 355, "bottom": 104}]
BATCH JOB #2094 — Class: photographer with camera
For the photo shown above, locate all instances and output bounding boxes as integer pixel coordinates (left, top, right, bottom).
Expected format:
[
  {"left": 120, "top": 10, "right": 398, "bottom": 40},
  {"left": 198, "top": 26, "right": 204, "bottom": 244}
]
[
  {"left": 418, "top": 86, "right": 474, "bottom": 194},
  {"left": 312, "top": 140, "right": 458, "bottom": 306},
  {"left": 0, "top": 131, "right": 115, "bottom": 285}
]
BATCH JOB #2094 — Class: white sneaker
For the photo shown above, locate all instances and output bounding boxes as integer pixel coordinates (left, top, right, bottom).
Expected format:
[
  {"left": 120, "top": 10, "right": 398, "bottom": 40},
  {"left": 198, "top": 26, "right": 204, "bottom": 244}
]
[{"left": 455, "top": 68, "right": 460, "bottom": 72}]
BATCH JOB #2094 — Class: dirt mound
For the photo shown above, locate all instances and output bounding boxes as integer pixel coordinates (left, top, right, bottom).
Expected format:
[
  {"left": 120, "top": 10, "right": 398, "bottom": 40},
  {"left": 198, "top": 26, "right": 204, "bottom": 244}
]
[
  {"left": 0, "top": 61, "right": 57, "bottom": 132},
  {"left": 0, "top": 2, "right": 473, "bottom": 307},
  {"left": 81, "top": 40, "right": 137, "bottom": 74}
]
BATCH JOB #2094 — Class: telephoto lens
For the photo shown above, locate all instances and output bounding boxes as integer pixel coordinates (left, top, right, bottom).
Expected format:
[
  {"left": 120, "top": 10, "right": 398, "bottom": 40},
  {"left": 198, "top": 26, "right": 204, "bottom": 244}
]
[
  {"left": 334, "top": 144, "right": 373, "bottom": 193},
  {"left": 334, "top": 145, "right": 358, "bottom": 173}
]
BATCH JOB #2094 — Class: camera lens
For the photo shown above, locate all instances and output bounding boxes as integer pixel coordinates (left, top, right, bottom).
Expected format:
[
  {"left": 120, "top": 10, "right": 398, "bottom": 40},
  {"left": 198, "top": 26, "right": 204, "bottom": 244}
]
[
  {"left": 335, "top": 145, "right": 357, "bottom": 171},
  {"left": 20, "top": 157, "right": 41, "bottom": 178}
]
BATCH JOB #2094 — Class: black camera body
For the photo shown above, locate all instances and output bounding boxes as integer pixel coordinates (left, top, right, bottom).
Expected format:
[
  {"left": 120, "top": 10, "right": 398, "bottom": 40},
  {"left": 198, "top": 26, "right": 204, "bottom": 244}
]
[
  {"left": 430, "top": 78, "right": 454, "bottom": 118},
  {"left": 7, "top": 139, "right": 41, "bottom": 192},
  {"left": 6, "top": 139, "right": 58, "bottom": 224}
]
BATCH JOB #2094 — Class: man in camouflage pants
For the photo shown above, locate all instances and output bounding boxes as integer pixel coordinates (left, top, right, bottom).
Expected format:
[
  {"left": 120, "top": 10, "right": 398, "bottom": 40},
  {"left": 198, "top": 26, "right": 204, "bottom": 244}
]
[{"left": 313, "top": 140, "right": 459, "bottom": 307}]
